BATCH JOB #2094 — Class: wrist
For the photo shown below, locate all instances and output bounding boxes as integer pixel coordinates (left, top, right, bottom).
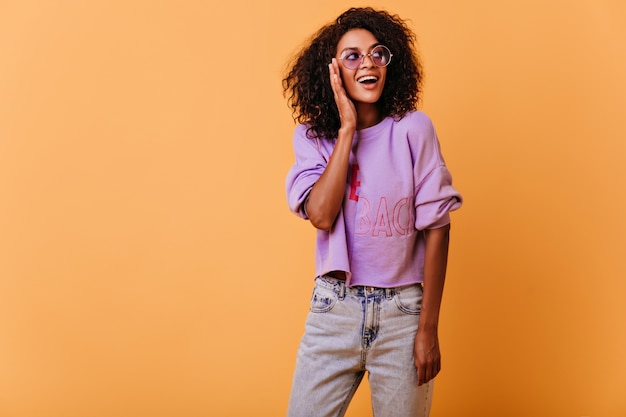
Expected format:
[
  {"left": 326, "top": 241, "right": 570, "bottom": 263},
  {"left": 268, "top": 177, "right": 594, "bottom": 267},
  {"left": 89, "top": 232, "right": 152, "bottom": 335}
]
[
  {"left": 338, "top": 125, "right": 356, "bottom": 137},
  {"left": 417, "top": 326, "right": 438, "bottom": 338},
  {"left": 417, "top": 317, "right": 439, "bottom": 334}
]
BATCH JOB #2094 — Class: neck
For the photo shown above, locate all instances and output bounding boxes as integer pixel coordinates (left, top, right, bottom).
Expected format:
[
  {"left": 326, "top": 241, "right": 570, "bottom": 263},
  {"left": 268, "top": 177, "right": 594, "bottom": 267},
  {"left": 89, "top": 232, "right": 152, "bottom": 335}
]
[{"left": 355, "top": 103, "right": 382, "bottom": 130}]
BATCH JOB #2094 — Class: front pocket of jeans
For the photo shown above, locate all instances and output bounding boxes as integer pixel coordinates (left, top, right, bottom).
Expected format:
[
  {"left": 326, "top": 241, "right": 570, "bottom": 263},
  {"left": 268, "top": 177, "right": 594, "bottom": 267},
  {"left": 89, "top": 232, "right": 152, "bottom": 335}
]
[
  {"left": 394, "top": 286, "right": 422, "bottom": 315},
  {"left": 310, "top": 286, "right": 338, "bottom": 313}
]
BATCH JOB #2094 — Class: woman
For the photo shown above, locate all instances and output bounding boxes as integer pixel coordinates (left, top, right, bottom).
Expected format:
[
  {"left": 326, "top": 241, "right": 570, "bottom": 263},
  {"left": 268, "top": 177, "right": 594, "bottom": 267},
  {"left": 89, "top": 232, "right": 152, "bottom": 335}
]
[{"left": 284, "top": 7, "right": 462, "bottom": 417}]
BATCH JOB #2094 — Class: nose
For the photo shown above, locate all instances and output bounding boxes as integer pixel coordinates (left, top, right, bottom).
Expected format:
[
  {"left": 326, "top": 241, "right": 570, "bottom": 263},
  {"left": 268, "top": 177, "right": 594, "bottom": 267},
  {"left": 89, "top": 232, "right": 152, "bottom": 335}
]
[{"left": 360, "top": 53, "right": 375, "bottom": 68}]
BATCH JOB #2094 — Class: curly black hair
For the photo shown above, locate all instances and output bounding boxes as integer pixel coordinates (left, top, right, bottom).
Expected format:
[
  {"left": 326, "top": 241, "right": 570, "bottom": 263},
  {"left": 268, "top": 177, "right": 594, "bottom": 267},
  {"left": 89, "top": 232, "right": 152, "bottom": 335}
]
[{"left": 283, "top": 7, "right": 423, "bottom": 139}]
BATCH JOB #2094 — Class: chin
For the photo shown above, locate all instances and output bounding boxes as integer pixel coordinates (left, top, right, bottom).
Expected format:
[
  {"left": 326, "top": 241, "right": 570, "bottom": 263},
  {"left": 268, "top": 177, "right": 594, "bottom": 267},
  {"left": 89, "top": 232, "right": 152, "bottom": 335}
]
[{"left": 353, "top": 95, "right": 383, "bottom": 105}]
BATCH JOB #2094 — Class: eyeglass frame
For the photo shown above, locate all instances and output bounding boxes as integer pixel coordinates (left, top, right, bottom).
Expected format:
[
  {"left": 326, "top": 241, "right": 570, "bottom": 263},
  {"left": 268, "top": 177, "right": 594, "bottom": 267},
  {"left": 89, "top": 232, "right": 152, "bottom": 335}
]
[{"left": 338, "top": 45, "right": 393, "bottom": 70}]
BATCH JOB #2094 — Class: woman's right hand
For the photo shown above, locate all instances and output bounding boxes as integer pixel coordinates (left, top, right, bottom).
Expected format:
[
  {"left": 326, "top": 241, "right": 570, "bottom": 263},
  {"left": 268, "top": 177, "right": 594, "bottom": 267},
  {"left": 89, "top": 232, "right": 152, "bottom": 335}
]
[
  {"left": 329, "top": 58, "right": 357, "bottom": 132},
  {"left": 304, "top": 59, "right": 356, "bottom": 230}
]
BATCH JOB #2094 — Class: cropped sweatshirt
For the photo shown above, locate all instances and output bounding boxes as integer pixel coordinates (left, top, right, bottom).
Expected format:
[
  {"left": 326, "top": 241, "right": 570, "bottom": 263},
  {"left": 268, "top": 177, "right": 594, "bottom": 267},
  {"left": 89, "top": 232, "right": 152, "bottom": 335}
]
[{"left": 286, "top": 111, "right": 462, "bottom": 288}]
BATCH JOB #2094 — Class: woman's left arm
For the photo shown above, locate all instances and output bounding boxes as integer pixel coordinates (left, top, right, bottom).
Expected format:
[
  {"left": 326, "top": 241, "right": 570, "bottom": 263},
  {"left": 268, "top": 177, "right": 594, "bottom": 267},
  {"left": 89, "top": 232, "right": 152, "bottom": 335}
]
[{"left": 414, "top": 223, "right": 450, "bottom": 386}]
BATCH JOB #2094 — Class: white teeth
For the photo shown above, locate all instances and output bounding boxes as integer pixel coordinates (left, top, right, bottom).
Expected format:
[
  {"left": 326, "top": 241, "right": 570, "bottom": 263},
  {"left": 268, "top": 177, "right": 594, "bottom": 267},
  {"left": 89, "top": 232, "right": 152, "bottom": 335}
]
[{"left": 358, "top": 75, "right": 378, "bottom": 83}]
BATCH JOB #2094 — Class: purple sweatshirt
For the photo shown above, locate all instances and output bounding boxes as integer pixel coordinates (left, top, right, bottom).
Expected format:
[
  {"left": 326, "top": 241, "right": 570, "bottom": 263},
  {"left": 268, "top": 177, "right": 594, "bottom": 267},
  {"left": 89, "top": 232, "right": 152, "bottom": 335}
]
[{"left": 286, "top": 111, "right": 462, "bottom": 287}]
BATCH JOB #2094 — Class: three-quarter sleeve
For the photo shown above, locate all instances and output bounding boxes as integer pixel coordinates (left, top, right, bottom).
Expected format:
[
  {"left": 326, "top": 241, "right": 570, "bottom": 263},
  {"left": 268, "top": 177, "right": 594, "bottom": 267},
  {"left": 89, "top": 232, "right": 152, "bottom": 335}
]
[
  {"left": 408, "top": 113, "right": 462, "bottom": 231},
  {"left": 414, "top": 165, "right": 462, "bottom": 230},
  {"left": 285, "top": 125, "right": 330, "bottom": 219}
]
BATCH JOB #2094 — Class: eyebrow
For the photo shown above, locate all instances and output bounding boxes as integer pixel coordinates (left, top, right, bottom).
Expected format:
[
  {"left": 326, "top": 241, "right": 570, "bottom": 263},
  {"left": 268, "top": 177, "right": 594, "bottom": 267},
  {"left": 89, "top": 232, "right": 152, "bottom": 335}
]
[{"left": 339, "top": 42, "right": 381, "bottom": 54}]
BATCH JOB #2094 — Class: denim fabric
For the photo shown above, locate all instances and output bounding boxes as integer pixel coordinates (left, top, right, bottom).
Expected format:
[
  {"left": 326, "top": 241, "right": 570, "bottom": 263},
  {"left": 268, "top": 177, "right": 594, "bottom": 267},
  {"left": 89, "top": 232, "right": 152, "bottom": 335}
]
[{"left": 287, "top": 276, "right": 433, "bottom": 417}]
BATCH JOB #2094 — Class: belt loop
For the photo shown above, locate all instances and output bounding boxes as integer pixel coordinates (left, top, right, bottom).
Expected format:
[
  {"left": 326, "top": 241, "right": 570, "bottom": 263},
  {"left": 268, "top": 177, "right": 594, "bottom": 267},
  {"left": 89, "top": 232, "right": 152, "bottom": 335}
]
[
  {"left": 385, "top": 288, "right": 393, "bottom": 300},
  {"left": 338, "top": 280, "right": 346, "bottom": 300}
]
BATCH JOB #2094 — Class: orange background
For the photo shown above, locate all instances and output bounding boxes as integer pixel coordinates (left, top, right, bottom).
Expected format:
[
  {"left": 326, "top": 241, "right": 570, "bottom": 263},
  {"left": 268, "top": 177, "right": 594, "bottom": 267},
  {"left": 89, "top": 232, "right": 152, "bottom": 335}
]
[{"left": 1, "top": 1, "right": 624, "bottom": 416}]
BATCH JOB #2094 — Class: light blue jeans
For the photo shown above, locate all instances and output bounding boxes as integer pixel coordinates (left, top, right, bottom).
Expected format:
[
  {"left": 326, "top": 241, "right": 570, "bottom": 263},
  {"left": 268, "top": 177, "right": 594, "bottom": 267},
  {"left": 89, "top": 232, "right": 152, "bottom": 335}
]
[{"left": 287, "top": 275, "right": 433, "bottom": 417}]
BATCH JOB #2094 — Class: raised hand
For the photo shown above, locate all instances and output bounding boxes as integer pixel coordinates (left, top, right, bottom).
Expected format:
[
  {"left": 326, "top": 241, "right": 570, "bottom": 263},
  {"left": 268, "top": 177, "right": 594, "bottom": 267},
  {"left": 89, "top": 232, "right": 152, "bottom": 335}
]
[{"left": 328, "top": 58, "right": 357, "bottom": 132}]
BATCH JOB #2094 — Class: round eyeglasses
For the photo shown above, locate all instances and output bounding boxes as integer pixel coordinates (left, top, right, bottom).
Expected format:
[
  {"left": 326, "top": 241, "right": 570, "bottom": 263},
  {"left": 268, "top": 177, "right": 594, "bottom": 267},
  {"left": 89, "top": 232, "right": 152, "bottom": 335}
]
[{"left": 339, "top": 45, "right": 393, "bottom": 70}]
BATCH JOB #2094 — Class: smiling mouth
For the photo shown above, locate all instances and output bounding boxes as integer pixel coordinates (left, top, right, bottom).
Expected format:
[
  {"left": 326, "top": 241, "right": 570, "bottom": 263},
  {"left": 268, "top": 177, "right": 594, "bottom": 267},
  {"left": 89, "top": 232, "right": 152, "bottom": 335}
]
[{"left": 357, "top": 75, "right": 378, "bottom": 84}]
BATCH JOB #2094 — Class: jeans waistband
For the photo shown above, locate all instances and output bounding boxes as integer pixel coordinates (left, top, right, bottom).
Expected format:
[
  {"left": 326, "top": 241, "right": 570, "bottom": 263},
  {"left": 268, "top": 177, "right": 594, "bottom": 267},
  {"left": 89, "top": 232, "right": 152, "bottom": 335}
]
[{"left": 317, "top": 274, "right": 418, "bottom": 300}]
